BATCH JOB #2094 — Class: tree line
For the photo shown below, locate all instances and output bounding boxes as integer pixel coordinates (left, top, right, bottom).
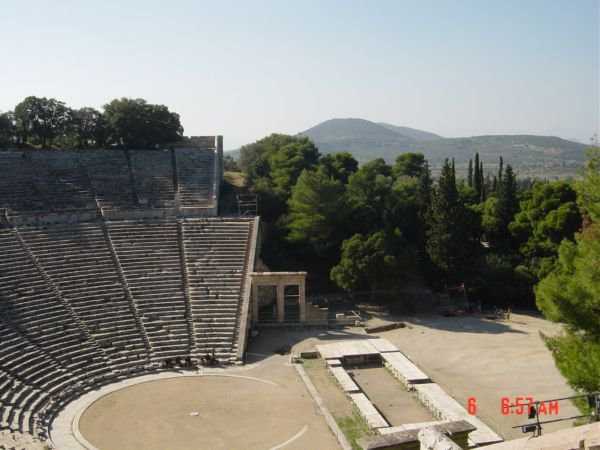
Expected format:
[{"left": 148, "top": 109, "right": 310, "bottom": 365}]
[
  {"left": 239, "top": 134, "right": 584, "bottom": 304},
  {"left": 239, "top": 134, "right": 599, "bottom": 408},
  {"left": 0, "top": 96, "right": 183, "bottom": 149}
]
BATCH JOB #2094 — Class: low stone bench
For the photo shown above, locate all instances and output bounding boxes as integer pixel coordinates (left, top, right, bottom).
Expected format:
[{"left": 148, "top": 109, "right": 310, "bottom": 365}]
[{"left": 349, "top": 393, "right": 389, "bottom": 431}]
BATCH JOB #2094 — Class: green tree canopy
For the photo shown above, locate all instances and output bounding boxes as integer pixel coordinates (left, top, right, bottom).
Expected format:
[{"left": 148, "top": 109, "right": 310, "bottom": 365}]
[
  {"left": 0, "top": 112, "right": 14, "bottom": 147},
  {"left": 73, "top": 107, "right": 109, "bottom": 148},
  {"left": 426, "top": 159, "right": 471, "bottom": 276},
  {"left": 103, "top": 98, "right": 183, "bottom": 148},
  {"left": 320, "top": 151, "right": 358, "bottom": 183},
  {"left": 535, "top": 147, "right": 600, "bottom": 400},
  {"left": 268, "top": 138, "right": 320, "bottom": 198},
  {"left": 286, "top": 167, "right": 348, "bottom": 256},
  {"left": 239, "top": 133, "right": 306, "bottom": 182},
  {"left": 509, "top": 181, "right": 581, "bottom": 274},
  {"left": 346, "top": 158, "right": 393, "bottom": 233},
  {"left": 330, "top": 231, "right": 399, "bottom": 292},
  {"left": 392, "top": 152, "right": 426, "bottom": 179},
  {"left": 13, "top": 96, "right": 73, "bottom": 147},
  {"left": 488, "top": 164, "right": 519, "bottom": 246}
]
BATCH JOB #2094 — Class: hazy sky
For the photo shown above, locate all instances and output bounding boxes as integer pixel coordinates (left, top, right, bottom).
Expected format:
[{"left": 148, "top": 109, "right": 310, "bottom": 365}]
[{"left": 1, "top": 0, "right": 598, "bottom": 149}]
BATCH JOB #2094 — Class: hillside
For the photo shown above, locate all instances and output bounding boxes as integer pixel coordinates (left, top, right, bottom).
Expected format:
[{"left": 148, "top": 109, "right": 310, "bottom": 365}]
[
  {"left": 377, "top": 122, "right": 443, "bottom": 141},
  {"left": 299, "top": 118, "right": 587, "bottom": 179},
  {"left": 298, "top": 118, "right": 414, "bottom": 160}
]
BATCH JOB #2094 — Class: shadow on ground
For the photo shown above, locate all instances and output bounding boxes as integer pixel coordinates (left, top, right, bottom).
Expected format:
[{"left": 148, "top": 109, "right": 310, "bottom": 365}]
[
  {"left": 244, "top": 327, "right": 380, "bottom": 363},
  {"left": 400, "top": 314, "right": 527, "bottom": 335},
  {"left": 243, "top": 312, "right": 531, "bottom": 365}
]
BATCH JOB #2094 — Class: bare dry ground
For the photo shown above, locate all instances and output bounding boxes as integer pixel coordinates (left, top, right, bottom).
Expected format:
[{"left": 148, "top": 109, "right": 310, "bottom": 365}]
[
  {"left": 375, "top": 312, "right": 580, "bottom": 440},
  {"left": 79, "top": 349, "right": 339, "bottom": 450},
  {"left": 79, "top": 312, "right": 580, "bottom": 449}
]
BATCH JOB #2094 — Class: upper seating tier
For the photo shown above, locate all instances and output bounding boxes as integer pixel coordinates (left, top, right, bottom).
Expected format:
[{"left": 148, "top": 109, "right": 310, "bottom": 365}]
[{"left": 0, "top": 148, "right": 217, "bottom": 219}]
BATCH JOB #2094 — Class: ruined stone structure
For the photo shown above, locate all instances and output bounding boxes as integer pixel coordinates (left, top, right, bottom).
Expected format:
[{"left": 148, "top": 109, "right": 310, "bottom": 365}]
[
  {"left": 0, "top": 138, "right": 268, "bottom": 448},
  {"left": 250, "top": 272, "right": 307, "bottom": 324}
]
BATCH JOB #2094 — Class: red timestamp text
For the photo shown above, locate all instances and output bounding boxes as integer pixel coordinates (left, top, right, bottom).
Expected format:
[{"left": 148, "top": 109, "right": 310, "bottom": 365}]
[
  {"left": 500, "top": 397, "right": 559, "bottom": 416},
  {"left": 466, "top": 397, "right": 559, "bottom": 416}
]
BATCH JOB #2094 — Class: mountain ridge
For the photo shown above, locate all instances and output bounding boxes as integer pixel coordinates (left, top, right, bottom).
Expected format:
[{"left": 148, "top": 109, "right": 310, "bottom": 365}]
[
  {"left": 227, "top": 118, "right": 588, "bottom": 178},
  {"left": 297, "top": 118, "right": 586, "bottom": 178}
]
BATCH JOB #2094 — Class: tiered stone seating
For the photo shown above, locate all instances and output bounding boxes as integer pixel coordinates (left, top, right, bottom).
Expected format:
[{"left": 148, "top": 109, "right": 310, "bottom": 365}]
[
  {"left": 0, "top": 152, "right": 43, "bottom": 213},
  {"left": 27, "top": 152, "right": 95, "bottom": 212},
  {"left": 0, "top": 151, "right": 94, "bottom": 215},
  {"left": 176, "top": 149, "right": 214, "bottom": 206},
  {"left": 0, "top": 145, "right": 260, "bottom": 445},
  {"left": 182, "top": 218, "right": 253, "bottom": 361},
  {"left": 0, "top": 229, "right": 112, "bottom": 381},
  {"left": 130, "top": 150, "right": 176, "bottom": 207},
  {"left": 18, "top": 224, "right": 150, "bottom": 372},
  {"left": 107, "top": 221, "right": 191, "bottom": 360},
  {"left": 0, "top": 323, "right": 68, "bottom": 436},
  {"left": 0, "top": 149, "right": 219, "bottom": 216},
  {"left": 82, "top": 150, "right": 137, "bottom": 209}
]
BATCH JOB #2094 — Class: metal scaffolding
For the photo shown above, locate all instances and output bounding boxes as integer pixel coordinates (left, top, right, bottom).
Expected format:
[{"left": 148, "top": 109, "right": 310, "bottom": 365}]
[{"left": 236, "top": 194, "right": 258, "bottom": 217}]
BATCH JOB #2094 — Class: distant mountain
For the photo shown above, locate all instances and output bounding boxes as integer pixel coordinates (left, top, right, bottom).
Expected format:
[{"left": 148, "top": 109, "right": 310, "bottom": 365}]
[
  {"left": 226, "top": 118, "right": 588, "bottom": 179},
  {"left": 377, "top": 122, "right": 443, "bottom": 141},
  {"left": 298, "top": 118, "right": 414, "bottom": 161},
  {"left": 299, "top": 118, "right": 587, "bottom": 178}
]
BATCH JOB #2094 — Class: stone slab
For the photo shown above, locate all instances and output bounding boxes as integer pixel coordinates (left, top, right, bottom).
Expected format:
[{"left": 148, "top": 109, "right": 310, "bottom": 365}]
[
  {"left": 329, "top": 366, "right": 360, "bottom": 393},
  {"left": 350, "top": 393, "right": 389, "bottom": 430},
  {"left": 382, "top": 352, "right": 430, "bottom": 384}
]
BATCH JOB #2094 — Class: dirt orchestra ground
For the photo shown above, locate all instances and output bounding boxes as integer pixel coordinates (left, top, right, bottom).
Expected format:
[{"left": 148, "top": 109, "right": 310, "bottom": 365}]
[{"left": 78, "top": 356, "right": 339, "bottom": 450}]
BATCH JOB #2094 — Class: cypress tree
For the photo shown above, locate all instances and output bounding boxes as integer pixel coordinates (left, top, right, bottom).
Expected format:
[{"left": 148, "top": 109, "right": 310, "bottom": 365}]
[
  {"left": 474, "top": 153, "right": 481, "bottom": 199},
  {"left": 467, "top": 159, "right": 473, "bottom": 187},
  {"left": 498, "top": 156, "right": 504, "bottom": 183},
  {"left": 480, "top": 162, "right": 485, "bottom": 201},
  {"left": 426, "top": 159, "right": 468, "bottom": 275},
  {"left": 496, "top": 156, "right": 504, "bottom": 193},
  {"left": 492, "top": 164, "right": 518, "bottom": 246}
]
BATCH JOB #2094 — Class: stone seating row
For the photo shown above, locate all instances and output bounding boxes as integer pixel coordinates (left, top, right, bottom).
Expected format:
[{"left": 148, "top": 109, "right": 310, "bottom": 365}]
[
  {"left": 182, "top": 219, "right": 253, "bottom": 362},
  {"left": 0, "top": 217, "right": 255, "bottom": 439},
  {"left": 0, "top": 149, "right": 217, "bottom": 214},
  {"left": 0, "top": 231, "right": 115, "bottom": 379},
  {"left": 0, "top": 152, "right": 94, "bottom": 214},
  {"left": 18, "top": 224, "right": 150, "bottom": 371},
  {"left": 130, "top": 150, "right": 176, "bottom": 207},
  {"left": 175, "top": 149, "right": 214, "bottom": 206},
  {"left": 108, "top": 220, "right": 191, "bottom": 359}
]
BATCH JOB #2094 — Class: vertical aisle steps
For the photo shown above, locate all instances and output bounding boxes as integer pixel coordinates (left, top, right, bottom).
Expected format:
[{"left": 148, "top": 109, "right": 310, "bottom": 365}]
[{"left": 182, "top": 218, "right": 254, "bottom": 362}]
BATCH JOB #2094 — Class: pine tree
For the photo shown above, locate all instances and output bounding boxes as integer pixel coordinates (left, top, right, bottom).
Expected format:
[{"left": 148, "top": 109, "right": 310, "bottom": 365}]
[
  {"left": 467, "top": 159, "right": 473, "bottom": 187},
  {"left": 535, "top": 147, "right": 600, "bottom": 404}
]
